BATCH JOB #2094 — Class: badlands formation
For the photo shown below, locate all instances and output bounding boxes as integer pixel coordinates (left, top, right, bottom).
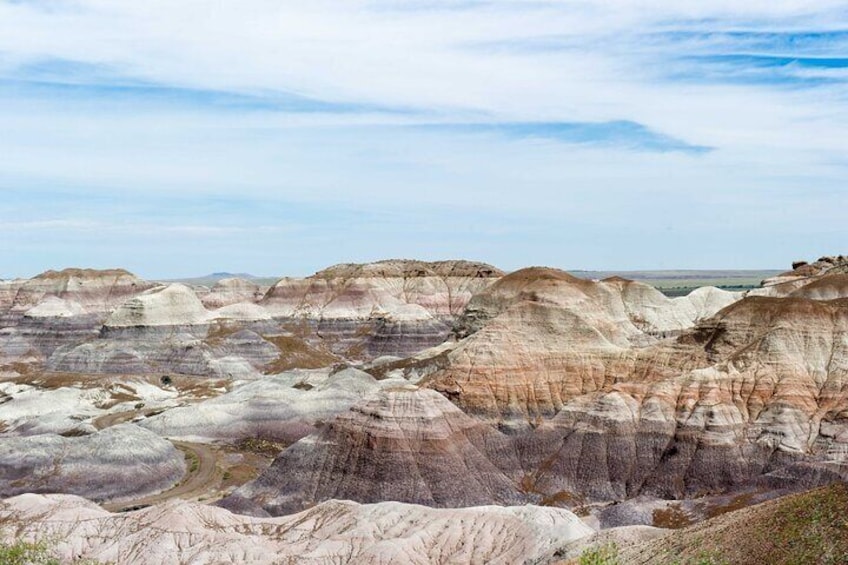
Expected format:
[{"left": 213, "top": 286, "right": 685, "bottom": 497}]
[{"left": 1, "top": 255, "right": 847, "bottom": 563}]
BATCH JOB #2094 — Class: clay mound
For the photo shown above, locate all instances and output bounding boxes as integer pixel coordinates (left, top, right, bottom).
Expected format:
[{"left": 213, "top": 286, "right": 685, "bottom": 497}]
[
  {"left": 0, "top": 494, "right": 593, "bottom": 565},
  {"left": 221, "top": 387, "right": 525, "bottom": 515},
  {"left": 457, "top": 266, "right": 738, "bottom": 339},
  {"left": 422, "top": 268, "right": 738, "bottom": 427},
  {"left": 263, "top": 259, "right": 502, "bottom": 320},
  {"left": 617, "top": 483, "right": 848, "bottom": 564},
  {"left": 0, "top": 279, "right": 25, "bottom": 312},
  {"left": 22, "top": 296, "right": 86, "bottom": 318},
  {"left": 684, "top": 295, "right": 848, "bottom": 361},
  {"left": 602, "top": 275, "right": 634, "bottom": 283},
  {"left": 0, "top": 424, "right": 184, "bottom": 503},
  {"left": 512, "top": 293, "right": 848, "bottom": 504},
  {"left": 140, "top": 368, "right": 386, "bottom": 443},
  {"left": 259, "top": 260, "right": 504, "bottom": 360},
  {"left": 4, "top": 268, "right": 154, "bottom": 318},
  {"left": 208, "top": 302, "right": 272, "bottom": 321},
  {"left": 202, "top": 277, "right": 265, "bottom": 309},
  {"left": 105, "top": 284, "right": 209, "bottom": 327}
]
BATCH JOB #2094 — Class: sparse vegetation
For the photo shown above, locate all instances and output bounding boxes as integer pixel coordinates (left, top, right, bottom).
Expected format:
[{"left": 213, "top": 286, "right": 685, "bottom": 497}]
[
  {"left": 653, "top": 503, "right": 694, "bottom": 529},
  {"left": 236, "top": 438, "right": 288, "bottom": 457},
  {"left": 578, "top": 542, "right": 620, "bottom": 565},
  {"left": 0, "top": 540, "right": 59, "bottom": 565},
  {"left": 0, "top": 538, "right": 104, "bottom": 565},
  {"left": 576, "top": 542, "right": 730, "bottom": 565},
  {"left": 262, "top": 335, "right": 340, "bottom": 373},
  {"left": 634, "top": 483, "right": 848, "bottom": 564},
  {"left": 185, "top": 450, "right": 200, "bottom": 473}
]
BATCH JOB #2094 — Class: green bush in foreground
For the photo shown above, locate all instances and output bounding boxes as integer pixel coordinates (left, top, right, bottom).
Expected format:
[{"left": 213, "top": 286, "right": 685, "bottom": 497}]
[
  {"left": 0, "top": 540, "right": 60, "bottom": 565},
  {"left": 578, "top": 543, "right": 620, "bottom": 565},
  {"left": 0, "top": 539, "right": 104, "bottom": 565},
  {"left": 577, "top": 542, "right": 727, "bottom": 565}
]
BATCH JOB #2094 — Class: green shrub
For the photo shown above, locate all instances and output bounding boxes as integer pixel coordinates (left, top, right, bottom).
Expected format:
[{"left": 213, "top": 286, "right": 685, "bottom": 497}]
[
  {"left": 0, "top": 540, "right": 60, "bottom": 565},
  {"left": 0, "top": 538, "right": 105, "bottom": 565},
  {"left": 578, "top": 542, "right": 620, "bottom": 565}
]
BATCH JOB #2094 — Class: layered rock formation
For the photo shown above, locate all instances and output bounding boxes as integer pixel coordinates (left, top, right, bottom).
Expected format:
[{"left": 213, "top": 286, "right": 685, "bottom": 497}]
[
  {"left": 1, "top": 261, "right": 504, "bottom": 377},
  {"left": 261, "top": 260, "right": 503, "bottom": 360},
  {"left": 418, "top": 268, "right": 736, "bottom": 428},
  {"left": 0, "top": 377, "right": 179, "bottom": 436},
  {"left": 0, "top": 268, "right": 153, "bottom": 322},
  {"left": 201, "top": 277, "right": 266, "bottom": 309},
  {"left": 140, "top": 367, "right": 399, "bottom": 444},
  {"left": 0, "top": 424, "right": 184, "bottom": 503},
  {"left": 507, "top": 292, "right": 848, "bottom": 504},
  {"left": 0, "top": 269, "right": 156, "bottom": 367},
  {"left": 222, "top": 387, "right": 525, "bottom": 516},
  {"left": 5, "top": 257, "right": 848, "bottom": 530},
  {"left": 0, "top": 493, "right": 593, "bottom": 565},
  {"left": 346, "top": 265, "right": 848, "bottom": 513}
]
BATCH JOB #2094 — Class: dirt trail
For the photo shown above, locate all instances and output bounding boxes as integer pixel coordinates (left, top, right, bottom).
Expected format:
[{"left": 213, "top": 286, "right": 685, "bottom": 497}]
[{"left": 94, "top": 410, "right": 221, "bottom": 512}]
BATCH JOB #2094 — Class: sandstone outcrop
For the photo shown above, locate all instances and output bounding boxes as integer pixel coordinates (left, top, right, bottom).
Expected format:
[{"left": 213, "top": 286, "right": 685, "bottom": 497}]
[
  {"left": 0, "top": 424, "right": 184, "bottom": 503},
  {"left": 756, "top": 255, "right": 848, "bottom": 297},
  {"left": 222, "top": 387, "right": 525, "bottom": 516},
  {"left": 0, "top": 493, "right": 593, "bottom": 565}
]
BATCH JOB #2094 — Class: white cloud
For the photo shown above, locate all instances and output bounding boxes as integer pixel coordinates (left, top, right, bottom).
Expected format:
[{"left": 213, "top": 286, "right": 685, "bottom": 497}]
[{"left": 0, "top": 1, "right": 846, "bottom": 274}]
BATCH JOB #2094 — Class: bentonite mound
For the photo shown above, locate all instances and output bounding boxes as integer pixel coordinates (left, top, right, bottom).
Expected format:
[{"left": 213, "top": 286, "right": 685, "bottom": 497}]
[
  {"left": 140, "top": 367, "right": 394, "bottom": 444},
  {"left": 789, "top": 273, "right": 848, "bottom": 301},
  {"left": 221, "top": 387, "right": 526, "bottom": 516},
  {"left": 512, "top": 295, "right": 848, "bottom": 504},
  {"left": 105, "top": 284, "right": 209, "bottom": 328},
  {"left": 1, "top": 261, "right": 505, "bottom": 376},
  {"left": 1, "top": 268, "right": 154, "bottom": 321},
  {"left": 418, "top": 268, "right": 736, "bottom": 428},
  {"left": 0, "top": 493, "right": 593, "bottom": 565},
  {"left": 0, "top": 269, "right": 157, "bottom": 367},
  {"left": 201, "top": 277, "right": 266, "bottom": 309},
  {"left": 381, "top": 268, "right": 848, "bottom": 507},
  {"left": 0, "top": 424, "right": 184, "bottom": 503},
  {"left": 259, "top": 260, "right": 504, "bottom": 360},
  {"left": 454, "top": 267, "right": 738, "bottom": 339}
]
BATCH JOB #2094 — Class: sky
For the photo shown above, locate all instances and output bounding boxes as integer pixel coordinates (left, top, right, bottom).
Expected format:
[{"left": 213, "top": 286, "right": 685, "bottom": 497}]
[{"left": 1, "top": 1, "right": 846, "bottom": 278}]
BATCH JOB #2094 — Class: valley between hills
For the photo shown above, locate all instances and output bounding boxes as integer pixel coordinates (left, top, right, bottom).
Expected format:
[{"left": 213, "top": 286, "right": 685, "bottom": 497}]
[{"left": 1, "top": 256, "right": 847, "bottom": 564}]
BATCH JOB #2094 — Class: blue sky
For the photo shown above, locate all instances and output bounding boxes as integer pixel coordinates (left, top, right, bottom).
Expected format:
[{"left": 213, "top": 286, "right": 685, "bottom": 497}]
[{"left": 0, "top": 1, "right": 846, "bottom": 278}]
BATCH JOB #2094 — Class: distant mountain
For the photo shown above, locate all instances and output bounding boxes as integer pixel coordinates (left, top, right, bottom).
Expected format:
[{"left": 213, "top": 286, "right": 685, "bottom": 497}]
[{"left": 159, "top": 273, "right": 279, "bottom": 286}]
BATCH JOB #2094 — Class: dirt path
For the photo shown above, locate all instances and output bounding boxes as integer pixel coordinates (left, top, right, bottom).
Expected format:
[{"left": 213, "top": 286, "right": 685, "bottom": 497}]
[{"left": 94, "top": 410, "right": 221, "bottom": 512}]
